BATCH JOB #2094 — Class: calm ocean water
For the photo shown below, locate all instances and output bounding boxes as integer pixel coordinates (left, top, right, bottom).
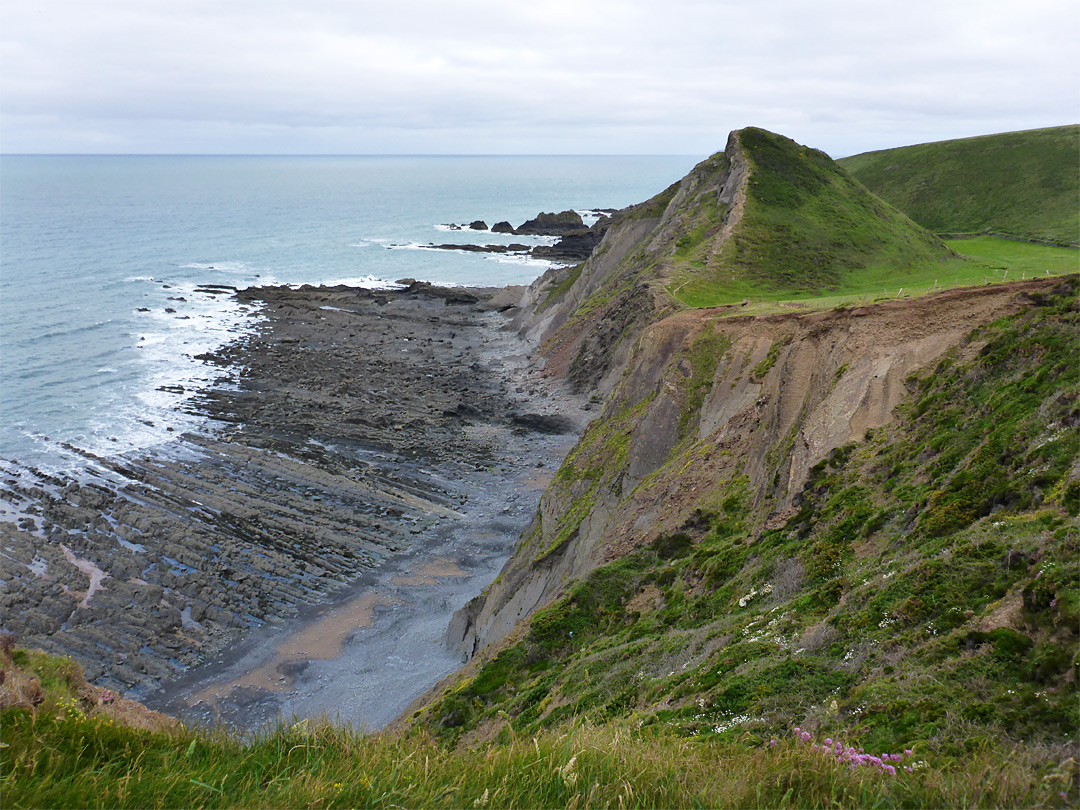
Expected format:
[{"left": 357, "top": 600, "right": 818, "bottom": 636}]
[{"left": 0, "top": 155, "right": 698, "bottom": 473}]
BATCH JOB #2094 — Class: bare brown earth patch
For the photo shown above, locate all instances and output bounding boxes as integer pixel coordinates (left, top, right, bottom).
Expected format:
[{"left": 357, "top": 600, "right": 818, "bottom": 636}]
[
  {"left": 978, "top": 591, "right": 1025, "bottom": 632},
  {"left": 626, "top": 585, "right": 663, "bottom": 615}
]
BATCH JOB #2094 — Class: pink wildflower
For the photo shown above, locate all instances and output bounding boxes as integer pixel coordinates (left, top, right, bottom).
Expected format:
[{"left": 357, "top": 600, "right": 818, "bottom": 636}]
[
  {"left": 769, "top": 739, "right": 777, "bottom": 748},
  {"left": 800, "top": 731, "right": 811, "bottom": 742}
]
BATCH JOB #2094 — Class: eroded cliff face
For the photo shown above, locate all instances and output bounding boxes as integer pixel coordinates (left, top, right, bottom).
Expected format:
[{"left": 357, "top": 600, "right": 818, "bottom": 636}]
[
  {"left": 446, "top": 126, "right": 1049, "bottom": 661},
  {"left": 509, "top": 134, "right": 744, "bottom": 397},
  {"left": 450, "top": 278, "right": 1063, "bottom": 658}
]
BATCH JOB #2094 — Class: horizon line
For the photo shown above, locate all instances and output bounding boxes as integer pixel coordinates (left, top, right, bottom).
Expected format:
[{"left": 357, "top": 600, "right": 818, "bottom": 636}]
[{"left": 0, "top": 152, "right": 705, "bottom": 159}]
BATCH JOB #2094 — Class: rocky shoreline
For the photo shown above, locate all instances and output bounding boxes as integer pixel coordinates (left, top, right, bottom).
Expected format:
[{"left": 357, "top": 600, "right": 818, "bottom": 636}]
[{"left": 0, "top": 281, "right": 583, "bottom": 728}]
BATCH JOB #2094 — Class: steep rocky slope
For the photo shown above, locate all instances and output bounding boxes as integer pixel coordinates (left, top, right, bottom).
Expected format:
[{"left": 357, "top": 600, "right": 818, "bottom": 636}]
[
  {"left": 452, "top": 127, "right": 963, "bottom": 655},
  {"left": 429, "top": 128, "right": 1078, "bottom": 755},
  {"left": 452, "top": 279, "right": 1070, "bottom": 658}
]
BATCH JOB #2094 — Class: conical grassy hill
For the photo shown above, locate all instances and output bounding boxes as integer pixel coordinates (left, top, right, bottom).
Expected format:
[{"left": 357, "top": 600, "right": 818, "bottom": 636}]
[
  {"left": 530, "top": 126, "right": 963, "bottom": 391},
  {"left": 675, "top": 127, "right": 955, "bottom": 305}
]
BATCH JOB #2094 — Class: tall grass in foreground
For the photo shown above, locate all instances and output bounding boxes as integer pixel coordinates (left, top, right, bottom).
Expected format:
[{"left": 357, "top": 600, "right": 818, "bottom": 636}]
[{"left": 3, "top": 707, "right": 1075, "bottom": 808}]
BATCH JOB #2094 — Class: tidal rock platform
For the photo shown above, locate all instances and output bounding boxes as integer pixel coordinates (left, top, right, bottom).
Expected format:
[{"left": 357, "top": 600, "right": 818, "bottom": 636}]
[{"left": 0, "top": 282, "right": 581, "bottom": 730}]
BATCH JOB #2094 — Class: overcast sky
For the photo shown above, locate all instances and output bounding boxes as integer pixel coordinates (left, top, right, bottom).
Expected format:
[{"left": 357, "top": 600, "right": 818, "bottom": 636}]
[{"left": 1, "top": 0, "right": 1076, "bottom": 157}]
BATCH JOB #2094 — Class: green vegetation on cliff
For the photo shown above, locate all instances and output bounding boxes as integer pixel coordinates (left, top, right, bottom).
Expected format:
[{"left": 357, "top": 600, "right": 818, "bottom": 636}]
[
  {"left": 8, "top": 697, "right": 1073, "bottom": 809},
  {"left": 420, "top": 282, "right": 1078, "bottom": 777},
  {"left": 838, "top": 126, "right": 1080, "bottom": 246},
  {"left": 672, "top": 128, "right": 958, "bottom": 307}
]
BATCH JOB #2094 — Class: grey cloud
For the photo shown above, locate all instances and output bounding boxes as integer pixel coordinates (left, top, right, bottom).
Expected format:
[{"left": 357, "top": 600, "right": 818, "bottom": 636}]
[{"left": 1, "top": 0, "right": 1075, "bottom": 154}]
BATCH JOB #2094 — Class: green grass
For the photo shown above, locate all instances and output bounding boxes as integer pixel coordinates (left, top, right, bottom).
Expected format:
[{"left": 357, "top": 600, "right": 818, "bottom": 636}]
[
  {"left": 839, "top": 125, "right": 1080, "bottom": 246},
  {"left": 418, "top": 282, "right": 1079, "bottom": 774},
  {"left": 946, "top": 236, "right": 1080, "bottom": 277},
  {"left": 671, "top": 237, "right": 1077, "bottom": 311},
  {"left": 4, "top": 707, "right": 1076, "bottom": 809}
]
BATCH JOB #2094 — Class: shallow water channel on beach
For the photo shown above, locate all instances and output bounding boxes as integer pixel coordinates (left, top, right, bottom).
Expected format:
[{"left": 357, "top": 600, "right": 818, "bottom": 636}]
[
  {"left": 146, "top": 435, "right": 574, "bottom": 732},
  {"left": 2, "top": 283, "right": 585, "bottom": 732}
]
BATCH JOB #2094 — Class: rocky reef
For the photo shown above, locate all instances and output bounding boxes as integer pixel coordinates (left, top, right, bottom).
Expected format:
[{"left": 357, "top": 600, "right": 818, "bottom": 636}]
[{"left": 0, "top": 283, "right": 582, "bottom": 704}]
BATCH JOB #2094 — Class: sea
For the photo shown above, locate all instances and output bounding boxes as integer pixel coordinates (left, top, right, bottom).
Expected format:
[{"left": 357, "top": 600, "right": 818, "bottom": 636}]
[{"left": 0, "top": 155, "right": 699, "bottom": 479}]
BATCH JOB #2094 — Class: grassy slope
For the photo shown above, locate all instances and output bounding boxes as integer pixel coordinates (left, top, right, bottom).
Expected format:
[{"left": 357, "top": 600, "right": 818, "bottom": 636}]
[
  {"left": 838, "top": 126, "right": 1080, "bottom": 246},
  {"left": 673, "top": 128, "right": 959, "bottom": 308},
  {"left": 703, "top": 237, "right": 1079, "bottom": 318},
  {"left": 3, "top": 664, "right": 1075, "bottom": 809},
  {"left": 417, "top": 283, "right": 1078, "bottom": 783}
]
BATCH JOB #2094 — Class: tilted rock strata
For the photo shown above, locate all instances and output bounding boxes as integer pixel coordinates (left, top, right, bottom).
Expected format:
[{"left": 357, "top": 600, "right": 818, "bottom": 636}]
[{"left": 0, "top": 285, "right": 576, "bottom": 695}]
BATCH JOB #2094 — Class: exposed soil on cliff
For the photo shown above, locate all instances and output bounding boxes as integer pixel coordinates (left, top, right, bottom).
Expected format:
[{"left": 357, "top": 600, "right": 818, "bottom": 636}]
[{"left": 449, "top": 276, "right": 1071, "bottom": 659}]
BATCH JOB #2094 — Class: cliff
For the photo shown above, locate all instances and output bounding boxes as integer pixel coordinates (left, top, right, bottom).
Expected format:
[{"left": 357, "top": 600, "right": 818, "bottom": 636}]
[
  {"left": 451, "top": 127, "right": 964, "bottom": 656},
  {"left": 451, "top": 279, "right": 1067, "bottom": 658},
  {"left": 432, "top": 128, "right": 1077, "bottom": 753}
]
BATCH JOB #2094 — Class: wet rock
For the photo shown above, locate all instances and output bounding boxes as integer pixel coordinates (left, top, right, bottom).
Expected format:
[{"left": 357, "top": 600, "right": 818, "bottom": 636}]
[
  {"left": 510, "top": 413, "right": 578, "bottom": 434},
  {"left": 514, "top": 210, "right": 584, "bottom": 235},
  {"left": 1, "top": 281, "right": 584, "bottom": 699}
]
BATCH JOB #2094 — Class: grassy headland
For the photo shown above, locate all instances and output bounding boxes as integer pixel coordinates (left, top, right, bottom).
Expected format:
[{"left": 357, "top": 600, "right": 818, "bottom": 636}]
[
  {"left": 670, "top": 128, "right": 958, "bottom": 308},
  {"left": 838, "top": 126, "right": 1080, "bottom": 246}
]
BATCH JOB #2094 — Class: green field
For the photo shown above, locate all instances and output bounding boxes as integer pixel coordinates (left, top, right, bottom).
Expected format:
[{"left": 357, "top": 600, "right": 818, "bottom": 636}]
[
  {"left": 946, "top": 235, "right": 1080, "bottom": 276},
  {"left": 672, "top": 237, "right": 1078, "bottom": 312},
  {"left": 839, "top": 126, "right": 1080, "bottom": 246}
]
